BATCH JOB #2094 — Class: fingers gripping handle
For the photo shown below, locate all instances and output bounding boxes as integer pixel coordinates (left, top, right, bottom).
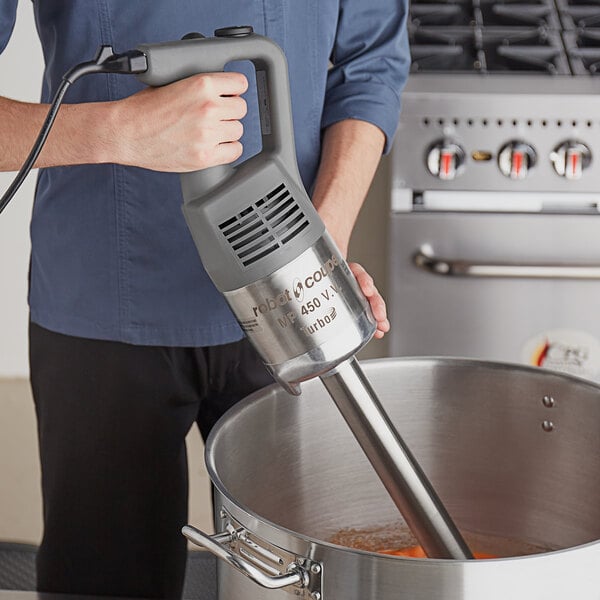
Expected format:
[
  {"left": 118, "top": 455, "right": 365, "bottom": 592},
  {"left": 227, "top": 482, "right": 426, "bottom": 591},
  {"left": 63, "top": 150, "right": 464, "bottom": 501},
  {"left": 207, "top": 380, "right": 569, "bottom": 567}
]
[{"left": 136, "top": 31, "right": 299, "bottom": 198}]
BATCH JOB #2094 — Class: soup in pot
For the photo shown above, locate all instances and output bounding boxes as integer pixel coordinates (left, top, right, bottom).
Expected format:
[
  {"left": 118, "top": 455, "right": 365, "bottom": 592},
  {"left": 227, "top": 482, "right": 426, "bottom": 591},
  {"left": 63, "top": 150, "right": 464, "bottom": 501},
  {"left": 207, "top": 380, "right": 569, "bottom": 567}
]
[{"left": 329, "top": 523, "right": 554, "bottom": 559}]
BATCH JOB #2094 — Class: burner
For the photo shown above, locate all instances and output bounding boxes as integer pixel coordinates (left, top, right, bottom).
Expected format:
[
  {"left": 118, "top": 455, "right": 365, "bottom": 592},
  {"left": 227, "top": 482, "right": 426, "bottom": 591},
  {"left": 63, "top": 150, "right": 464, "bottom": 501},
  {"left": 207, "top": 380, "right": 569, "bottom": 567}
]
[
  {"left": 409, "top": 28, "right": 479, "bottom": 71},
  {"left": 571, "top": 49, "right": 600, "bottom": 72},
  {"left": 556, "top": 0, "right": 600, "bottom": 27},
  {"left": 563, "top": 29, "right": 600, "bottom": 73},
  {"left": 410, "top": 44, "right": 472, "bottom": 70},
  {"left": 484, "top": 29, "right": 569, "bottom": 71},
  {"left": 494, "top": 44, "right": 564, "bottom": 70},
  {"left": 561, "top": 8, "right": 600, "bottom": 27},
  {"left": 480, "top": 0, "right": 561, "bottom": 28},
  {"left": 409, "top": 0, "right": 563, "bottom": 28},
  {"left": 410, "top": 2, "right": 475, "bottom": 26},
  {"left": 561, "top": 0, "right": 600, "bottom": 5},
  {"left": 571, "top": 28, "right": 600, "bottom": 44},
  {"left": 406, "top": 0, "right": 600, "bottom": 75},
  {"left": 409, "top": 27, "right": 477, "bottom": 73},
  {"left": 409, "top": 27, "right": 570, "bottom": 73}
]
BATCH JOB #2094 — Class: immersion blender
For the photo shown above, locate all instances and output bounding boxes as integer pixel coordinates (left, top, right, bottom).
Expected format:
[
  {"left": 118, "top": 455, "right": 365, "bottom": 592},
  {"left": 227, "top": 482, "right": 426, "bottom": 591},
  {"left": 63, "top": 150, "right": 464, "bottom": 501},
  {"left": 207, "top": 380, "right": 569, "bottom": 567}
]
[
  {"left": 136, "top": 26, "right": 472, "bottom": 560},
  {"left": 0, "top": 27, "right": 471, "bottom": 559}
]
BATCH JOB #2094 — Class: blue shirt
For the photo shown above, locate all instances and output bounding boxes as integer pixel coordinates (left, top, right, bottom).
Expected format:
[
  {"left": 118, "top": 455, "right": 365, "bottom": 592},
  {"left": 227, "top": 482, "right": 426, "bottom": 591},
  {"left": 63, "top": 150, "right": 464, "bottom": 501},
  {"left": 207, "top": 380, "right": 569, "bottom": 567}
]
[{"left": 1, "top": 0, "right": 409, "bottom": 347}]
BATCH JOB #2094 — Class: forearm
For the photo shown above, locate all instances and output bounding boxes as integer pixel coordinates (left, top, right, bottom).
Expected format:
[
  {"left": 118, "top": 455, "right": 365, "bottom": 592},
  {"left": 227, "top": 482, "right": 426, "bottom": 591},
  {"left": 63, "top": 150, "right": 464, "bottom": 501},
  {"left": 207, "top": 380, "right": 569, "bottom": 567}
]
[
  {"left": 0, "top": 71, "right": 248, "bottom": 174},
  {"left": 312, "top": 119, "right": 385, "bottom": 257},
  {"left": 0, "top": 96, "right": 117, "bottom": 171}
]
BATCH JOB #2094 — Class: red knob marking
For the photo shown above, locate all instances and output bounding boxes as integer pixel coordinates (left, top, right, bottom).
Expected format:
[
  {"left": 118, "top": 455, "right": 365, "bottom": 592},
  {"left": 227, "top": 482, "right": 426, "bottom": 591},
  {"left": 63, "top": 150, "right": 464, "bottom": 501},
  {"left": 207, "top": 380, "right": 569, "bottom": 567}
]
[
  {"left": 441, "top": 151, "right": 452, "bottom": 177},
  {"left": 512, "top": 151, "right": 523, "bottom": 178},
  {"left": 571, "top": 151, "right": 579, "bottom": 177}
]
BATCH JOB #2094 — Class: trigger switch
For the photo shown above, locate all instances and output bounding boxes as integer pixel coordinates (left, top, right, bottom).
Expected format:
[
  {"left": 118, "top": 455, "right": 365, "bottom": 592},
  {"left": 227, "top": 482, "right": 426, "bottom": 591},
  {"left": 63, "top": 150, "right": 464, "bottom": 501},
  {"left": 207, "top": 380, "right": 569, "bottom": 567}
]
[
  {"left": 214, "top": 25, "right": 254, "bottom": 37},
  {"left": 181, "top": 32, "right": 206, "bottom": 40}
]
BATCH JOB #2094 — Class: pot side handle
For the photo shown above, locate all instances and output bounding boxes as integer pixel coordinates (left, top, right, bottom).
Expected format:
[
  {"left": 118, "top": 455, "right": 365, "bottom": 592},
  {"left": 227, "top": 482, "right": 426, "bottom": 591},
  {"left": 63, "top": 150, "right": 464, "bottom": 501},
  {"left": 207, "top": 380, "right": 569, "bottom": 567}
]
[{"left": 182, "top": 525, "right": 310, "bottom": 590}]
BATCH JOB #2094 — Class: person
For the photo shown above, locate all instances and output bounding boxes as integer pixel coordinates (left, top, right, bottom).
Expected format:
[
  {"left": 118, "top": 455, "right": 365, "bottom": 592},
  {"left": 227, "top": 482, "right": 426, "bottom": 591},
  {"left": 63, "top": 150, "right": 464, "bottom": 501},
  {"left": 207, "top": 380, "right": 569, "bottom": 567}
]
[{"left": 0, "top": 1, "right": 409, "bottom": 598}]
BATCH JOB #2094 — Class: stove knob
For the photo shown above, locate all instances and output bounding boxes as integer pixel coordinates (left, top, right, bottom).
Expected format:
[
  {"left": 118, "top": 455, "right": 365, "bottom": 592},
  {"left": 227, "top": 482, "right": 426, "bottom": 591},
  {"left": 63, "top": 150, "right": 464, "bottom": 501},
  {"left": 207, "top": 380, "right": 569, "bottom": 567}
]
[
  {"left": 550, "top": 141, "right": 592, "bottom": 180},
  {"left": 426, "top": 140, "right": 466, "bottom": 181},
  {"left": 498, "top": 141, "right": 537, "bottom": 180}
]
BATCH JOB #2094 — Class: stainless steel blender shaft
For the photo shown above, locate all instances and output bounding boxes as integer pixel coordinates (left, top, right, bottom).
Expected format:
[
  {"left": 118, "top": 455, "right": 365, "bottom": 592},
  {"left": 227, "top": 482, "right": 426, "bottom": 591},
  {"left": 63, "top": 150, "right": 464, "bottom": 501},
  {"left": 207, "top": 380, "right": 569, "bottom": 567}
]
[{"left": 320, "top": 357, "right": 473, "bottom": 560}]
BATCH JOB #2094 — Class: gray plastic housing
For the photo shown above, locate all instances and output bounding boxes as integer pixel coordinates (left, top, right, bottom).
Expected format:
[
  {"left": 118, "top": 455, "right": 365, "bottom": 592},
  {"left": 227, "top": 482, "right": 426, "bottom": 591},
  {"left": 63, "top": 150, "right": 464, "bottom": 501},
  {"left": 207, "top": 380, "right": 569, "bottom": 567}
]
[{"left": 137, "top": 33, "right": 325, "bottom": 292}]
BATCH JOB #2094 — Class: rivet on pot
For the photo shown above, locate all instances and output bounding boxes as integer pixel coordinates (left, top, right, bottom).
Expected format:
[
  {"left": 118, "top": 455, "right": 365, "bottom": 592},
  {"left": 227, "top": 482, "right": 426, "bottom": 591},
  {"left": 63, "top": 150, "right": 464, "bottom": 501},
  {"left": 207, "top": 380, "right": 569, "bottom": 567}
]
[
  {"left": 542, "top": 396, "right": 555, "bottom": 408},
  {"left": 219, "top": 509, "right": 228, "bottom": 520},
  {"left": 542, "top": 420, "right": 555, "bottom": 432},
  {"left": 311, "top": 592, "right": 321, "bottom": 600},
  {"left": 310, "top": 563, "right": 321, "bottom": 574}
]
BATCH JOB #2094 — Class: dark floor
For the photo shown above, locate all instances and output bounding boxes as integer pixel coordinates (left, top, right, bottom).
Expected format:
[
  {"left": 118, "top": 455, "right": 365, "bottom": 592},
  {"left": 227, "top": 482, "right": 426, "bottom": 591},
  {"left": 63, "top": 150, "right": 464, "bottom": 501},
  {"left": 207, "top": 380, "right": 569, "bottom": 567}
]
[{"left": 0, "top": 543, "right": 216, "bottom": 600}]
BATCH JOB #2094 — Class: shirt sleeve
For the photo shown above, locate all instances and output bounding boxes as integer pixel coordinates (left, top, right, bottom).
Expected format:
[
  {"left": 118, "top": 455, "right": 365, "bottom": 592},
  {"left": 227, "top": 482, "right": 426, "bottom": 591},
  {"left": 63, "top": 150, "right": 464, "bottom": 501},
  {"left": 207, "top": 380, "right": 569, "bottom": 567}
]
[
  {"left": 321, "top": 0, "right": 410, "bottom": 154},
  {"left": 0, "top": 0, "right": 17, "bottom": 54}
]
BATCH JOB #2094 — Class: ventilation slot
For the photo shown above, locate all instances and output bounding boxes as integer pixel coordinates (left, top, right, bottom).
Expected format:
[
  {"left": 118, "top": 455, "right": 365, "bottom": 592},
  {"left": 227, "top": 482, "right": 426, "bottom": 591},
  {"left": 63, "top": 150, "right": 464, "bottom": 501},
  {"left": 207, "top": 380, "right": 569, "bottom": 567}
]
[{"left": 218, "top": 183, "right": 310, "bottom": 267}]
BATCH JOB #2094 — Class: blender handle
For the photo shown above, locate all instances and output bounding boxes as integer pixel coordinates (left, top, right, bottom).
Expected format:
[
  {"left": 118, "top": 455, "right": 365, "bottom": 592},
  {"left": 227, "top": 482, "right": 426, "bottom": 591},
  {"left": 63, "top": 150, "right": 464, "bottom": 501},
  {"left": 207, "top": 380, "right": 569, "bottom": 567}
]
[
  {"left": 136, "top": 30, "right": 301, "bottom": 198},
  {"left": 182, "top": 525, "right": 310, "bottom": 590}
]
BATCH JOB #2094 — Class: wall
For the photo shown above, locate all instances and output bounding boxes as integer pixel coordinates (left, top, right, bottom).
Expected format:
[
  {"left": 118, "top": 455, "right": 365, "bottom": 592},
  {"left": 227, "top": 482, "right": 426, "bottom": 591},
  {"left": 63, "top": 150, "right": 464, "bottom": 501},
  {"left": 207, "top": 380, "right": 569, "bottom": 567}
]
[
  {"left": 0, "top": 1, "right": 42, "bottom": 378},
  {"left": 0, "top": 2, "right": 391, "bottom": 545}
]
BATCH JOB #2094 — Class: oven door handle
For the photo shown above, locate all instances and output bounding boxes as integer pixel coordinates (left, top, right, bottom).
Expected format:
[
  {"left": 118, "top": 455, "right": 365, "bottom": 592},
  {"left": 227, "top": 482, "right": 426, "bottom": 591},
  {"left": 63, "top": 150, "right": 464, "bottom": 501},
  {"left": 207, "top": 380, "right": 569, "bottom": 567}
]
[{"left": 414, "top": 245, "right": 600, "bottom": 280}]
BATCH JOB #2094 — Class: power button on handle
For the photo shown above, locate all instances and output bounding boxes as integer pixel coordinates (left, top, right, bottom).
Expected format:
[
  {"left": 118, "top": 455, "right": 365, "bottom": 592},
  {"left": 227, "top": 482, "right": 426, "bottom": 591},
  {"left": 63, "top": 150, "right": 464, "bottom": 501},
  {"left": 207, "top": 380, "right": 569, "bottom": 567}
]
[
  {"left": 181, "top": 32, "right": 206, "bottom": 40},
  {"left": 214, "top": 25, "right": 254, "bottom": 37}
]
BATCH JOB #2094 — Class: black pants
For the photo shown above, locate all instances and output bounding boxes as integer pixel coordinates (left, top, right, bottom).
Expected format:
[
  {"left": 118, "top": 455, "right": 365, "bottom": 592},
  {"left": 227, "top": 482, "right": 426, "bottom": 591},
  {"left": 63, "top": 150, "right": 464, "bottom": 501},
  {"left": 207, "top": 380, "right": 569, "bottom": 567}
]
[{"left": 29, "top": 322, "right": 272, "bottom": 599}]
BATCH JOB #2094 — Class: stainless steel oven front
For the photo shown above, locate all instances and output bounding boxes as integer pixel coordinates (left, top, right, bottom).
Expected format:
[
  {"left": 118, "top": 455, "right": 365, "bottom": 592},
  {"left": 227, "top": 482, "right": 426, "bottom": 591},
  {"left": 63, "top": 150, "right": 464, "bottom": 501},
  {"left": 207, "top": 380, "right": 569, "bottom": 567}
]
[
  {"left": 388, "top": 202, "right": 600, "bottom": 382},
  {"left": 388, "top": 0, "right": 600, "bottom": 383}
]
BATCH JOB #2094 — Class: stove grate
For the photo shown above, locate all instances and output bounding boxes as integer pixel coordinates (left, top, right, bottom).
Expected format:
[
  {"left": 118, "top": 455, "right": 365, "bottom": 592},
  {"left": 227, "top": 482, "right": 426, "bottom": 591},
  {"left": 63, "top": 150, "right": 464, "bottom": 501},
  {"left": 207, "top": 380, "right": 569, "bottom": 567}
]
[{"left": 408, "top": 0, "right": 600, "bottom": 74}]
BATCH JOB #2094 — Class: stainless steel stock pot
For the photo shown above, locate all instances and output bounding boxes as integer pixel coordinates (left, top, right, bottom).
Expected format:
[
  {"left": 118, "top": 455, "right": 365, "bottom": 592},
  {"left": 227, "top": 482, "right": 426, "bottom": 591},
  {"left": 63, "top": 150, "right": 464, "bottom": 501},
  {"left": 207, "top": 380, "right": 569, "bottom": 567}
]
[{"left": 185, "top": 358, "right": 600, "bottom": 600}]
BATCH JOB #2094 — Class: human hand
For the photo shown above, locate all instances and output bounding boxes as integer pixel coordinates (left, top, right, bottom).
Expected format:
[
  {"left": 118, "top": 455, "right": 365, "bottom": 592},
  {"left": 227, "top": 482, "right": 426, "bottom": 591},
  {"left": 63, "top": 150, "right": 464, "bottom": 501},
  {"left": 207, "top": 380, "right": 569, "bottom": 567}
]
[
  {"left": 316, "top": 213, "right": 389, "bottom": 339},
  {"left": 111, "top": 72, "right": 248, "bottom": 172},
  {"left": 348, "top": 262, "right": 390, "bottom": 339}
]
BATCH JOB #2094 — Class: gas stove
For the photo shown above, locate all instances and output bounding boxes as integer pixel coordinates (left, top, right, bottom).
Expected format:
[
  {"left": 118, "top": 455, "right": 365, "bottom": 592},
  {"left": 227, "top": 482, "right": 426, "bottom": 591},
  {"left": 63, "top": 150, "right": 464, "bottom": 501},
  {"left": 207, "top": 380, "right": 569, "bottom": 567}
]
[
  {"left": 393, "top": 0, "right": 600, "bottom": 199},
  {"left": 389, "top": 1, "right": 600, "bottom": 399}
]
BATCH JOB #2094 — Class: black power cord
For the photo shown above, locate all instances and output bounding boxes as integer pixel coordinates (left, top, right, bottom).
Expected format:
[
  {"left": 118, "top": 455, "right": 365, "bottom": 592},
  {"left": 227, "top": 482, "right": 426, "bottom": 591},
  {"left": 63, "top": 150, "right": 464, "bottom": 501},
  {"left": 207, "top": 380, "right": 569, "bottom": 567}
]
[{"left": 0, "top": 45, "right": 147, "bottom": 215}]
